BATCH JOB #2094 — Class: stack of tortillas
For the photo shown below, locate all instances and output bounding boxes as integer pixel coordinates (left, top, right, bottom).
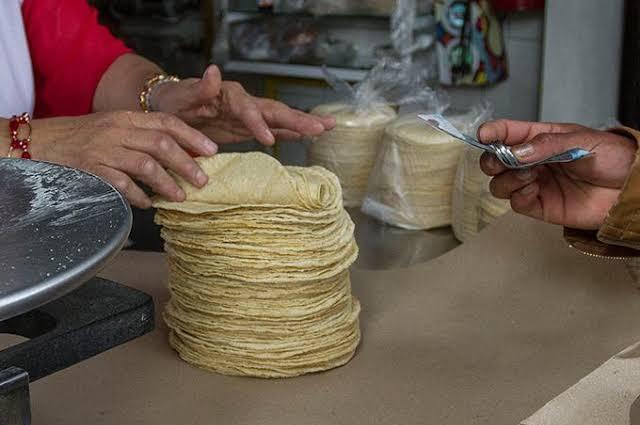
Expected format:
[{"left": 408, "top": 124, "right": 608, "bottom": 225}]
[
  {"left": 308, "top": 103, "right": 397, "bottom": 207},
  {"left": 478, "top": 191, "right": 511, "bottom": 230},
  {"left": 451, "top": 145, "right": 511, "bottom": 241},
  {"left": 153, "top": 152, "right": 361, "bottom": 378},
  {"left": 361, "top": 114, "right": 463, "bottom": 229}
]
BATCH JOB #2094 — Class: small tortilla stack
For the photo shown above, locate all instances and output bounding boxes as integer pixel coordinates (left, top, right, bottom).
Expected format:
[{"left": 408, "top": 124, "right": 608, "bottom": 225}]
[
  {"left": 361, "top": 114, "right": 463, "bottom": 230},
  {"left": 452, "top": 146, "right": 511, "bottom": 241},
  {"left": 308, "top": 103, "right": 397, "bottom": 207}
]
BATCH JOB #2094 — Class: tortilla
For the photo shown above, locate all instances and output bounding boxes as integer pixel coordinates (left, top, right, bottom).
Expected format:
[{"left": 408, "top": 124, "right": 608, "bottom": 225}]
[{"left": 154, "top": 153, "right": 341, "bottom": 213}]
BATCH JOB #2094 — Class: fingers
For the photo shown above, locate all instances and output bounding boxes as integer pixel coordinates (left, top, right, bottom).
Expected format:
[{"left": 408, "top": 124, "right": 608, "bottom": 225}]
[
  {"left": 124, "top": 129, "right": 209, "bottom": 187},
  {"left": 488, "top": 168, "right": 544, "bottom": 222},
  {"left": 223, "top": 83, "right": 275, "bottom": 145},
  {"left": 477, "top": 119, "right": 584, "bottom": 145},
  {"left": 125, "top": 111, "right": 218, "bottom": 156},
  {"left": 260, "top": 100, "right": 326, "bottom": 137},
  {"left": 510, "top": 183, "right": 543, "bottom": 220},
  {"left": 487, "top": 167, "right": 544, "bottom": 222},
  {"left": 237, "top": 103, "right": 275, "bottom": 146},
  {"left": 187, "top": 65, "right": 223, "bottom": 104},
  {"left": 489, "top": 168, "right": 538, "bottom": 199},
  {"left": 312, "top": 113, "right": 336, "bottom": 130},
  {"left": 272, "top": 129, "right": 303, "bottom": 141},
  {"left": 94, "top": 165, "right": 152, "bottom": 209},
  {"left": 508, "top": 131, "right": 598, "bottom": 164},
  {"left": 480, "top": 128, "right": 599, "bottom": 174},
  {"left": 479, "top": 151, "right": 507, "bottom": 176},
  {"left": 102, "top": 147, "right": 186, "bottom": 203}
]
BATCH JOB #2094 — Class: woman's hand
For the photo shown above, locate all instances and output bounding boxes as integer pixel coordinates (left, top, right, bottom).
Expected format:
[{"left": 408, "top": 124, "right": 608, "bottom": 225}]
[
  {"left": 29, "top": 111, "right": 218, "bottom": 209},
  {"left": 479, "top": 120, "right": 638, "bottom": 229},
  {"left": 151, "top": 65, "right": 336, "bottom": 146}
]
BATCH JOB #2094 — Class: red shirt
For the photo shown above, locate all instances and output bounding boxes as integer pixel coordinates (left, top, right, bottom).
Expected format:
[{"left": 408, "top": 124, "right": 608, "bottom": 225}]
[{"left": 22, "top": 0, "right": 132, "bottom": 118}]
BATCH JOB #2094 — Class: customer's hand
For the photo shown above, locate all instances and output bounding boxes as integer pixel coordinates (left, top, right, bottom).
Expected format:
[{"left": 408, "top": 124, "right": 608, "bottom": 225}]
[
  {"left": 29, "top": 111, "right": 218, "bottom": 209},
  {"left": 151, "top": 65, "right": 336, "bottom": 146},
  {"left": 479, "top": 120, "right": 637, "bottom": 229}
]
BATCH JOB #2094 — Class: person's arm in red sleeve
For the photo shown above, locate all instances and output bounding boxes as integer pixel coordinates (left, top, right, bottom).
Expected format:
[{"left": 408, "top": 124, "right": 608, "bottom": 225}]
[{"left": 22, "top": 0, "right": 165, "bottom": 117}]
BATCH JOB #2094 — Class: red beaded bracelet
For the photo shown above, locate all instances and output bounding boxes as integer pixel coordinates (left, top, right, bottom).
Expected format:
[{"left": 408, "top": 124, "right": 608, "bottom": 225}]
[{"left": 7, "top": 113, "right": 32, "bottom": 159}]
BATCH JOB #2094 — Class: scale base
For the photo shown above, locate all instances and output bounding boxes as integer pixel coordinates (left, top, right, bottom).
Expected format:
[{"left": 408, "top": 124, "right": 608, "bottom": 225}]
[{"left": 0, "top": 277, "right": 154, "bottom": 424}]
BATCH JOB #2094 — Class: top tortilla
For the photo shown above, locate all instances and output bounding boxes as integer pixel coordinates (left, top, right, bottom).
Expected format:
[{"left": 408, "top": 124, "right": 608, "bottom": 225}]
[{"left": 153, "top": 152, "right": 342, "bottom": 213}]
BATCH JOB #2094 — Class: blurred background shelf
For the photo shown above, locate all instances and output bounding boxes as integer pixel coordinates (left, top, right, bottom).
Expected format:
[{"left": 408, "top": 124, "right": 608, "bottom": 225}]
[
  {"left": 224, "top": 61, "right": 369, "bottom": 81},
  {"left": 214, "top": 10, "right": 427, "bottom": 77}
]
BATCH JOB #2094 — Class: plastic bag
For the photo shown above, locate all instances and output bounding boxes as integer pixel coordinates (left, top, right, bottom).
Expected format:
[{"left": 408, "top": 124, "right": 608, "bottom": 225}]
[
  {"left": 305, "top": 0, "right": 397, "bottom": 16},
  {"left": 391, "top": 0, "right": 416, "bottom": 58},
  {"left": 449, "top": 102, "right": 512, "bottom": 241},
  {"left": 361, "top": 111, "right": 463, "bottom": 229},
  {"left": 308, "top": 57, "right": 443, "bottom": 207},
  {"left": 307, "top": 0, "right": 440, "bottom": 207},
  {"left": 361, "top": 100, "right": 485, "bottom": 230},
  {"left": 230, "top": 17, "right": 318, "bottom": 64},
  {"left": 309, "top": 103, "right": 397, "bottom": 207},
  {"left": 276, "top": 0, "right": 432, "bottom": 16}
]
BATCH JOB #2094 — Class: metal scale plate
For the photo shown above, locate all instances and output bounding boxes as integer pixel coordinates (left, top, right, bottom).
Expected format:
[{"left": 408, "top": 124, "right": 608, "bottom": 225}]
[{"left": 0, "top": 158, "right": 131, "bottom": 321}]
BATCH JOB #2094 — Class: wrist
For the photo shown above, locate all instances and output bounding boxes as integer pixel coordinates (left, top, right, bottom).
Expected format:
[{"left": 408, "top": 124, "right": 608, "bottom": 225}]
[
  {"left": 139, "top": 74, "right": 180, "bottom": 113},
  {"left": 149, "top": 80, "right": 180, "bottom": 113},
  {"left": 28, "top": 117, "right": 67, "bottom": 162}
]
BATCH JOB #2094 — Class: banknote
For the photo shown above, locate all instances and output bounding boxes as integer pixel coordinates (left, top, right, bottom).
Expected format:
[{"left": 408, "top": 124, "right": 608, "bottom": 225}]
[{"left": 418, "top": 113, "right": 593, "bottom": 169}]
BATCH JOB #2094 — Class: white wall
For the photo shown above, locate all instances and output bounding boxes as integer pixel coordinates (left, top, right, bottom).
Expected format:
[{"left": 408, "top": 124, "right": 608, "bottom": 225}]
[{"left": 539, "top": 0, "right": 624, "bottom": 125}]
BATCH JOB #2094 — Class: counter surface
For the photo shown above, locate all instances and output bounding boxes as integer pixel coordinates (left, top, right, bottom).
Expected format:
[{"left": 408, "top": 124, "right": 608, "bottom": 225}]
[
  {"left": 349, "top": 208, "right": 460, "bottom": 270},
  {"left": 28, "top": 214, "right": 640, "bottom": 425}
]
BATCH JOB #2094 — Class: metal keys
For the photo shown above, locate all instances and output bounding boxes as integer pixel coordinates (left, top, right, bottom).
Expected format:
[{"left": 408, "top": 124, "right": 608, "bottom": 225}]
[{"left": 418, "top": 114, "right": 593, "bottom": 170}]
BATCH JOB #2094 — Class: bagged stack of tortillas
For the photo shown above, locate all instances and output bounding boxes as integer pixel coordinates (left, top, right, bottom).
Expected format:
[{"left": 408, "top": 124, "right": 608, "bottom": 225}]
[
  {"left": 448, "top": 104, "right": 511, "bottom": 241},
  {"left": 451, "top": 145, "right": 486, "bottom": 241},
  {"left": 308, "top": 103, "right": 397, "bottom": 207},
  {"left": 153, "top": 152, "right": 361, "bottom": 378},
  {"left": 308, "top": 52, "right": 442, "bottom": 208},
  {"left": 361, "top": 114, "right": 463, "bottom": 229},
  {"left": 452, "top": 147, "right": 511, "bottom": 241},
  {"left": 478, "top": 191, "right": 511, "bottom": 229}
]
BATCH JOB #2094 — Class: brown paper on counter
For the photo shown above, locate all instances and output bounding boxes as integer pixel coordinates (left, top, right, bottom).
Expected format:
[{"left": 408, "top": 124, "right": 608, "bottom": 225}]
[
  {"left": 28, "top": 213, "right": 640, "bottom": 425},
  {"left": 522, "top": 341, "right": 640, "bottom": 425}
]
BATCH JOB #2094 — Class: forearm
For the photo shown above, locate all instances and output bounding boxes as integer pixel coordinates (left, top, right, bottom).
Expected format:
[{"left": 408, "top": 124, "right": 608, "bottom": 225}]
[{"left": 92, "top": 53, "right": 164, "bottom": 112}]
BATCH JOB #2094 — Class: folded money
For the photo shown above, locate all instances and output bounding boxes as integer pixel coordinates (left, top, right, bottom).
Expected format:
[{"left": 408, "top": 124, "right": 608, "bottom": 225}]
[{"left": 418, "top": 114, "right": 593, "bottom": 170}]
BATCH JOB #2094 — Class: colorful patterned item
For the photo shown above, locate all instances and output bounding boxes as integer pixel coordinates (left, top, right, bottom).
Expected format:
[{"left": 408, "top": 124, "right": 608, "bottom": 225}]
[{"left": 435, "top": 0, "right": 508, "bottom": 86}]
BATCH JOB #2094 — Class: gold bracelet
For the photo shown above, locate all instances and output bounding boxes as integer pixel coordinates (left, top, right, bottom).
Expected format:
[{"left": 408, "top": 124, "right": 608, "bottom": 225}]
[{"left": 139, "top": 73, "right": 180, "bottom": 113}]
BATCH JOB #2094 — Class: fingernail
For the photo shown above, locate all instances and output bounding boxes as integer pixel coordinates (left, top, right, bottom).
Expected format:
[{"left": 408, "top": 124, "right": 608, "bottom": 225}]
[
  {"left": 195, "top": 170, "right": 208, "bottom": 186},
  {"left": 512, "top": 144, "right": 534, "bottom": 159},
  {"left": 516, "top": 169, "right": 536, "bottom": 181},
  {"left": 264, "top": 130, "right": 275, "bottom": 145},
  {"left": 175, "top": 188, "right": 186, "bottom": 200},
  {"left": 521, "top": 183, "right": 537, "bottom": 195},
  {"left": 478, "top": 124, "right": 493, "bottom": 142},
  {"left": 203, "top": 138, "right": 218, "bottom": 155},
  {"left": 312, "top": 122, "right": 324, "bottom": 132}
]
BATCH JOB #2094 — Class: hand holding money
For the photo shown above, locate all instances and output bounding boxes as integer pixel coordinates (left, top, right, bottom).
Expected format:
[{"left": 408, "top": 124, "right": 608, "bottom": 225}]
[{"left": 478, "top": 120, "right": 637, "bottom": 230}]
